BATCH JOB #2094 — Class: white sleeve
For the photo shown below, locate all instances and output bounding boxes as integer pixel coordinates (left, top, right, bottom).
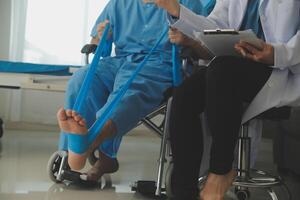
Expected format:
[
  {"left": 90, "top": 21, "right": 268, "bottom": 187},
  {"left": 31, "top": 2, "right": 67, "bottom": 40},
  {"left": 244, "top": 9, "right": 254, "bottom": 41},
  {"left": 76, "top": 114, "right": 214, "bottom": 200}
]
[
  {"left": 169, "top": 0, "right": 230, "bottom": 39},
  {"left": 272, "top": 30, "right": 300, "bottom": 71}
]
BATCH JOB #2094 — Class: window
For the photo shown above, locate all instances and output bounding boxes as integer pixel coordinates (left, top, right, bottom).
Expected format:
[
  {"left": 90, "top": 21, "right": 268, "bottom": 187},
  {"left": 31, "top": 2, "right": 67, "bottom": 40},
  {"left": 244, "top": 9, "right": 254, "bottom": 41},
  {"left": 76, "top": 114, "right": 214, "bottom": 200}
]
[{"left": 10, "top": 0, "right": 109, "bottom": 65}]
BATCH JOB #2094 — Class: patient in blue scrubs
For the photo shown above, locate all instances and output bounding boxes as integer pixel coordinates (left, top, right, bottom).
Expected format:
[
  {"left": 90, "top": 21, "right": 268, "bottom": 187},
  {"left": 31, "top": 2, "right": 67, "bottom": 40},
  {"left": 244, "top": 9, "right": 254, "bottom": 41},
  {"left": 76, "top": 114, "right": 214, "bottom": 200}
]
[{"left": 57, "top": 0, "right": 203, "bottom": 181}]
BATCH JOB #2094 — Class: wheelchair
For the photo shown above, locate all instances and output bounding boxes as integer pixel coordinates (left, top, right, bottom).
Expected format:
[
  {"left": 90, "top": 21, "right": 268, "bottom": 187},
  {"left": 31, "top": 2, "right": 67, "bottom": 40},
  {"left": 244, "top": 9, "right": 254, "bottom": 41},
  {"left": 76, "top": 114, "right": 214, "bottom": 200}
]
[{"left": 47, "top": 43, "right": 172, "bottom": 189}]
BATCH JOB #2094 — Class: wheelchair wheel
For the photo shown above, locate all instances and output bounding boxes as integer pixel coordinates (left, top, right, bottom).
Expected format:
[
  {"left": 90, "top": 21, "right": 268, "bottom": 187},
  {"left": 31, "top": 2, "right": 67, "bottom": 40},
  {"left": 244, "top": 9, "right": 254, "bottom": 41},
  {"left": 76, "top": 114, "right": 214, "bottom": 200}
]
[
  {"left": 88, "top": 149, "right": 99, "bottom": 166},
  {"left": 165, "top": 161, "right": 174, "bottom": 198},
  {"left": 47, "top": 151, "right": 68, "bottom": 183},
  {"left": 235, "top": 188, "right": 250, "bottom": 200}
]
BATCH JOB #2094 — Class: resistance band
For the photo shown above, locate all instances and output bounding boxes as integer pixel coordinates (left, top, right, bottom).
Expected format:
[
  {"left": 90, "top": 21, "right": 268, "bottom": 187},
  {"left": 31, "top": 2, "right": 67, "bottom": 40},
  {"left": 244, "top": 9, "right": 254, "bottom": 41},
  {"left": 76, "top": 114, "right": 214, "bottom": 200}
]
[
  {"left": 68, "top": 25, "right": 181, "bottom": 154},
  {"left": 72, "top": 25, "right": 111, "bottom": 115},
  {"left": 172, "top": 45, "right": 183, "bottom": 87}
]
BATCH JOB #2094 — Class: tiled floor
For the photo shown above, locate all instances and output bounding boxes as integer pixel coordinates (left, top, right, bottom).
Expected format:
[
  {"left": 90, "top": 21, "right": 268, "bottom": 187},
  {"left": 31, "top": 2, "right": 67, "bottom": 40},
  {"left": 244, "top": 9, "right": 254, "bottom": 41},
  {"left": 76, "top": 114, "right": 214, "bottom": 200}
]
[{"left": 0, "top": 127, "right": 299, "bottom": 200}]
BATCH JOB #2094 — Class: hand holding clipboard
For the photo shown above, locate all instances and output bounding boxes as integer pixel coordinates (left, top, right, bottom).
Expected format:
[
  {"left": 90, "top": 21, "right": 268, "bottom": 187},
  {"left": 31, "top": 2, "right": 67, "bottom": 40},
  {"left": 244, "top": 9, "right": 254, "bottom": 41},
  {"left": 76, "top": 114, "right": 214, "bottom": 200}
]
[{"left": 193, "top": 29, "right": 264, "bottom": 57}]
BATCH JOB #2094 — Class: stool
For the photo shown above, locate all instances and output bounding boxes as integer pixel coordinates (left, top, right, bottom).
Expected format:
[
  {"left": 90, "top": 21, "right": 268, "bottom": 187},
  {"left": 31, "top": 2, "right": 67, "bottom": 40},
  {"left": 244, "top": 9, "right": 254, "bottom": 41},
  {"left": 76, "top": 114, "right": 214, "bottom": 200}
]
[{"left": 231, "top": 106, "right": 291, "bottom": 200}]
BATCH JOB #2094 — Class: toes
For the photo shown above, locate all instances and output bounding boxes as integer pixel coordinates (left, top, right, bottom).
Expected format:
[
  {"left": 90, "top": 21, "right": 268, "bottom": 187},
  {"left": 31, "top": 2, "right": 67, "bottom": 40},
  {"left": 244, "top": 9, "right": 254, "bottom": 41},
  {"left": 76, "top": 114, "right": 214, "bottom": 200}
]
[
  {"left": 66, "top": 109, "right": 73, "bottom": 117},
  {"left": 71, "top": 110, "right": 82, "bottom": 118},
  {"left": 71, "top": 110, "right": 77, "bottom": 117},
  {"left": 73, "top": 112, "right": 84, "bottom": 123},
  {"left": 79, "top": 119, "right": 86, "bottom": 127},
  {"left": 57, "top": 107, "right": 67, "bottom": 121}
]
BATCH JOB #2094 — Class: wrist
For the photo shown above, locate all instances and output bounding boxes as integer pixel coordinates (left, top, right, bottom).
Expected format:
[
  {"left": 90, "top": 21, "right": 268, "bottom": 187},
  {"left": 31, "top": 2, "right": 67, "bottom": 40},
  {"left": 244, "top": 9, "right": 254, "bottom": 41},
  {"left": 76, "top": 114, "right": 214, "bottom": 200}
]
[{"left": 171, "top": 3, "right": 180, "bottom": 18}]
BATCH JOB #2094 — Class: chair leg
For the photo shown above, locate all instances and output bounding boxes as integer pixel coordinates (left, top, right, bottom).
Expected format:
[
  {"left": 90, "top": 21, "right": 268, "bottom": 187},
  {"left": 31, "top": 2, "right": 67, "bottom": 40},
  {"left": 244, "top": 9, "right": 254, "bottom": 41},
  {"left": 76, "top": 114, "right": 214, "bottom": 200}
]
[
  {"left": 155, "top": 97, "right": 173, "bottom": 196},
  {"left": 233, "top": 123, "right": 288, "bottom": 200},
  {"left": 131, "top": 99, "right": 171, "bottom": 197},
  {"left": 195, "top": 123, "right": 289, "bottom": 199},
  {"left": 237, "top": 124, "right": 251, "bottom": 178},
  {"left": 267, "top": 188, "right": 279, "bottom": 200}
]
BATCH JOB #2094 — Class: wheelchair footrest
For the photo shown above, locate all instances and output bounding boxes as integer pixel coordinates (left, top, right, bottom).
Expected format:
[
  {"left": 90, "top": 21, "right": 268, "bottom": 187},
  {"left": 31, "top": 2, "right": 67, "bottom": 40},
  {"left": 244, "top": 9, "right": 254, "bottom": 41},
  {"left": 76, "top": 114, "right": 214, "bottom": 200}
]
[
  {"left": 131, "top": 181, "right": 166, "bottom": 199},
  {"left": 62, "top": 170, "right": 99, "bottom": 187}
]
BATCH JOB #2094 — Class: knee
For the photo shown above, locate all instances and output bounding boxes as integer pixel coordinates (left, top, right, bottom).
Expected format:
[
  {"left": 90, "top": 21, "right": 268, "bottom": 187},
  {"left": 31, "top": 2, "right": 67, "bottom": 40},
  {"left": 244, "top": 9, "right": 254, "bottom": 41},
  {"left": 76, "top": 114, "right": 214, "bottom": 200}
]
[
  {"left": 67, "top": 67, "right": 89, "bottom": 92},
  {"left": 207, "top": 56, "right": 239, "bottom": 81},
  {"left": 208, "top": 56, "right": 237, "bottom": 73}
]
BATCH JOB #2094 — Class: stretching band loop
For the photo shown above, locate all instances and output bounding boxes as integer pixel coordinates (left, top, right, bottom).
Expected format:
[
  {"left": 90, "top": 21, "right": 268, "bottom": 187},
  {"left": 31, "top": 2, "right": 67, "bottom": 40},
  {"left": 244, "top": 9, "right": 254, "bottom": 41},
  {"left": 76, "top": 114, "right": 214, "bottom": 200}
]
[{"left": 68, "top": 134, "right": 89, "bottom": 154}]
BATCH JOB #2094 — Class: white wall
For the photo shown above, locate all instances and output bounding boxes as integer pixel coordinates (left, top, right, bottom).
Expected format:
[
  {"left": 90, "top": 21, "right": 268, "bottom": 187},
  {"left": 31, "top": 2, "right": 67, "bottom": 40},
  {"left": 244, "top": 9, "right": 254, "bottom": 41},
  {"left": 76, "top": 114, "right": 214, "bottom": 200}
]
[
  {"left": 0, "top": 0, "right": 65, "bottom": 125},
  {"left": 0, "top": 88, "right": 65, "bottom": 125},
  {"left": 0, "top": 0, "right": 92, "bottom": 126},
  {"left": 0, "top": 0, "right": 107, "bottom": 126},
  {"left": 0, "top": 0, "right": 11, "bottom": 60},
  {"left": 0, "top": 0, "right": 12, "bottom": 121}
]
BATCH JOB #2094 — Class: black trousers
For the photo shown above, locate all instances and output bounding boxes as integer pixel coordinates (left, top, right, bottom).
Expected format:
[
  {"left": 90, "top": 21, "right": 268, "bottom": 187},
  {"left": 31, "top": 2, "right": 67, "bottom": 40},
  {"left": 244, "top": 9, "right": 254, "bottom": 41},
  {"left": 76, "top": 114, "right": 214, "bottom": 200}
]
[{"left": 169, "top": 56, "right": 273, "bottom": 199}]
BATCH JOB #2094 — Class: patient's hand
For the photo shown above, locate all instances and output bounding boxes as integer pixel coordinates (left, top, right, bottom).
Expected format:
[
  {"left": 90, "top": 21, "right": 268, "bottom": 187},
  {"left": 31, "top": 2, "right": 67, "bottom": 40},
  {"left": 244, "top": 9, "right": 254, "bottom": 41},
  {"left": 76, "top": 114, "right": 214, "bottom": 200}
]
[
  {"left": 154, "top": 0, "right": 180, "bottom": 17},
  {"left": 169, "top": 28, "right": 212, "bottom": 60},
  {"left": 97, "top": 20, "right": 112, "bottom": 40},
  {"left": 235, "top": 40, "right": 274, "bottom": 65},
  {"left": 169, "top": 27, "right": 194, "bottom": 46}
]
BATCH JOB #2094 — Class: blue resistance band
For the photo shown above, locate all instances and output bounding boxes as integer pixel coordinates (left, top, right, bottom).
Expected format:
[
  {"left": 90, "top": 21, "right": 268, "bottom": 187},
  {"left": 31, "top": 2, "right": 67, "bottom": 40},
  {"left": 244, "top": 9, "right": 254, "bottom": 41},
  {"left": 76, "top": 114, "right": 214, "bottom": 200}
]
[
  {"left": 68, "top": 26, "right": 180, "bottom": 154},
  {"left": 172, "top": 45, "right": 183, "bottom": 87},
  {"left": 72, "top": 25, "right": 111, "bottom": 115}
]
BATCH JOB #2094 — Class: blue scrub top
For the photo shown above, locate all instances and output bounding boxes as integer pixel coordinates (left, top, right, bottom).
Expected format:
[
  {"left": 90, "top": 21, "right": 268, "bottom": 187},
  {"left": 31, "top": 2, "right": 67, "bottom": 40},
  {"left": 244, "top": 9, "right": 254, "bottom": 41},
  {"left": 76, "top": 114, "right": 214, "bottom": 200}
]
[
  {"left": 91, "top": 0, "right": 203, "bottom": 62},
  {"left": 201, "top": 0, "right": 216, "bottom": 16},
  {"left": 240, "top": 0, "right": 265, "bottom": 40}
]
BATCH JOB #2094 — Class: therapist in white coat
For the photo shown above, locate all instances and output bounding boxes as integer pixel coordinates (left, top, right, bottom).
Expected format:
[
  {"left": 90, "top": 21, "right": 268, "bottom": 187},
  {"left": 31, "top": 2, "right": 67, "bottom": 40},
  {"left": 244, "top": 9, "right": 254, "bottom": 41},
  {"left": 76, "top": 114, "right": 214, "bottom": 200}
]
[{"left": 155, "top": 0, "right": 300, "bottom": 200}]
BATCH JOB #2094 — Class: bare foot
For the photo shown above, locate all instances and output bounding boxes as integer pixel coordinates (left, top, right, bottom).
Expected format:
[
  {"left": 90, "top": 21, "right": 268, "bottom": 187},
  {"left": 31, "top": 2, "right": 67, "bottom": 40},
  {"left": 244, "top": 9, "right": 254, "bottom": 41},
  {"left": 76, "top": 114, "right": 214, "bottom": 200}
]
[
  {"left": 57, "top": 108, "right": 89, "bottom": 169},
  {"left": 200, "top": 170, "right": 237, "bottom": 200},
  {"left": 57, "top": 107, "right": 87, "bottom": 134},
  {"left": 85, "top": 151, "right": 119, "bottom": 182},
  {"left": 56, "top": 107, "right": 117, "bottom": 170}
]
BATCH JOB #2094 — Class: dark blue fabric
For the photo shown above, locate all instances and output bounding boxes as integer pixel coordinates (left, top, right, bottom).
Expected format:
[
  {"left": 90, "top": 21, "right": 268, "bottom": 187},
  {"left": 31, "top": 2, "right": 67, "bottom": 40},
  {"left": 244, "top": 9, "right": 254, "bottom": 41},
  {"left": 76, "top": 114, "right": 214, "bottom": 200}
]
[
  {"left": 0, "top": 60, "right": 81, "bottom": 76},
  {"left": 202, "top": 0, "right": 216, "bottom": 16},
  {"left": 240, "top": 0, "right": 265, "bottom": 40}
]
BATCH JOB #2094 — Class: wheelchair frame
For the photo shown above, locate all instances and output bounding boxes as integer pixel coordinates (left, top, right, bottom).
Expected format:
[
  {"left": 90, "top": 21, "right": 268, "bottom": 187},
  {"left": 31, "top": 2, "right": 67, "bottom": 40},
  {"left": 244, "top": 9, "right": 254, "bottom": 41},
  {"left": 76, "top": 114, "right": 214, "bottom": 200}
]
[{"left": 81, "top": 44, "right": 173, "bottom": 196}]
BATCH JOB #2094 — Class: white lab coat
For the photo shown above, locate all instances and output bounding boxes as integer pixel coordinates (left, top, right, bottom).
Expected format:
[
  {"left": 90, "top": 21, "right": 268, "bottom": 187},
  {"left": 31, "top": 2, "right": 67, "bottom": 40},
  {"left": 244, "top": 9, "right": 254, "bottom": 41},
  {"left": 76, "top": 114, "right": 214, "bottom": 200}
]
[
  {"left": 169, "top": 0, "right": 300, "bottom": 170},
  {"left": 171, "top": 0, "right": 300, "bottom": 123}
]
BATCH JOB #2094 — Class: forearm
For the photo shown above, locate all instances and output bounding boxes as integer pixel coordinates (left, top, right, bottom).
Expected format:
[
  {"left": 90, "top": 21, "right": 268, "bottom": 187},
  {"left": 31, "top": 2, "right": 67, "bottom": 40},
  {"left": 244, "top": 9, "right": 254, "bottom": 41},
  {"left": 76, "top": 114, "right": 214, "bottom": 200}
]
[
  {"left": 190, "top": 41, "right": 213, "bottom": 60},
  {"left": 182, "top": 39, "right": 213, "bottom": 60},
  {"left": 169, "top": 5, "right": 218, "bottom": 39}
]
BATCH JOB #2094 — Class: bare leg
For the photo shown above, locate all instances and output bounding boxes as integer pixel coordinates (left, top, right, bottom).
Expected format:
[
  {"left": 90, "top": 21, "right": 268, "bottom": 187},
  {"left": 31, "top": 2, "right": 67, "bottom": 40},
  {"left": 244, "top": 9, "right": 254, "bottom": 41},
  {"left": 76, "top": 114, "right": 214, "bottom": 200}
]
[
  {"left": 200, "top": 170, "right": 236, "bottom": 200},
  {"left": 85, "top": 150, "right": 119, "bottom": 181},
  {"left": 57, "top": 108, "right": 116, "bottom": 170}
]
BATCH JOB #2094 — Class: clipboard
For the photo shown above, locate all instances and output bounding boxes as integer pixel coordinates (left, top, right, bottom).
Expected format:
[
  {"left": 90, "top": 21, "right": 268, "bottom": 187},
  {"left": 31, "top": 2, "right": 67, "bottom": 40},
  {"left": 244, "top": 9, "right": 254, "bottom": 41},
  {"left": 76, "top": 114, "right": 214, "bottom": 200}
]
[{"left": 193, "top": 29, "right": 263, "bottom": 57}]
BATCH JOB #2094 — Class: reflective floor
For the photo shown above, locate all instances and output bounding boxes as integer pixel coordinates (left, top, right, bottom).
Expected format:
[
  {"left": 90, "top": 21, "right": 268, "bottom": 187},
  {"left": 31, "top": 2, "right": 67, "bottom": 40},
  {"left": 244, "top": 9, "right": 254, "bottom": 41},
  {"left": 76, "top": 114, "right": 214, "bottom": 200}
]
[
  {"left": 0, "top": 127, "right": 299, "bottom": 200},
  {"left": 0, "top": 127, "right": 160, "bottom": 200}
]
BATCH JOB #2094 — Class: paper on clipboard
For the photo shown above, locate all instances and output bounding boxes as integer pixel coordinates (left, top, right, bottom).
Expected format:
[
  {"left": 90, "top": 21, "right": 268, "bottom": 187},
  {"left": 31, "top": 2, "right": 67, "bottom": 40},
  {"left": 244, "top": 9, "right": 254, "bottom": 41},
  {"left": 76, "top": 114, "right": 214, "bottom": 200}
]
[{"left": 193, "top": 29, "right": 263, "bottom": 57}]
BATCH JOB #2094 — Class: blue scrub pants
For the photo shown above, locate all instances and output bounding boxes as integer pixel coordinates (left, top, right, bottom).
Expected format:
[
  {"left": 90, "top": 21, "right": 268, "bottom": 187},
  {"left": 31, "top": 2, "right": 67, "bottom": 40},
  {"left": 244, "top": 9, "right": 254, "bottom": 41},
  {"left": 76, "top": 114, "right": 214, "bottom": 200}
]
[{"left": 59, "top": 56, "right": 172, "bottom": 158}]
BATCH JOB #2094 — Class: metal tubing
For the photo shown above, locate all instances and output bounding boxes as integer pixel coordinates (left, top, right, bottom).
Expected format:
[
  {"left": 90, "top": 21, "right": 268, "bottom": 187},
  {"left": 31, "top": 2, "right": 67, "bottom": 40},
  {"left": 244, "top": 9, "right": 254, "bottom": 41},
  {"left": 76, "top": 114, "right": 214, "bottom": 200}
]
[
  {"left": 237, "top": 124, "right": 251, "bottom": 178},
  {"left": 141, "top": 118, "right": 164, "bottom": 138},
  {"left": 57, "top": 155, "right": 68, "bottom": 181},
  {"left": 155, "top": 97, "right": 173, "bottom": 196},
  {"left": 267, "top": 188, "right": 279, "bottom": 200}
]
